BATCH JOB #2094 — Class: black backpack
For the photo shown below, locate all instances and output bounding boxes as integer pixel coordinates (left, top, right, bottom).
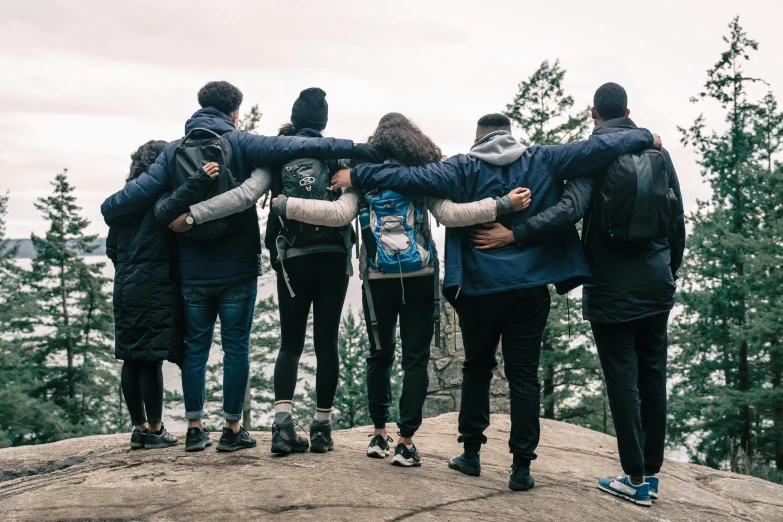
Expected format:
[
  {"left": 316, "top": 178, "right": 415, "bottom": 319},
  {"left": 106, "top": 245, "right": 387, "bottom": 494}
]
[
  {"left": 593, "top": 149, "right": 678, "bottom": 241},
  {"left": 170, "top": 127, "right": 238, "bottom": 242},
  {"left": 277, "top": 157, "right": 345, "bottom": 247}
]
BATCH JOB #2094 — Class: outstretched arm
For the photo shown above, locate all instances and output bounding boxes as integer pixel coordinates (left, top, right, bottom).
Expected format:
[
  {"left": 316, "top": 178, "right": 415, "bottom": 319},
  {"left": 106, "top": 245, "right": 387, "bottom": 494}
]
[
  {"left": 238, "top": 132, "right": 383, "bottom": 169},
  {"left": 153, "top": 163, "right": 218, "bottom": 226},
  {"left": 543, "top": 129, "right": 658, "bottom": 180},
  {"left": 512, "top": 177, "right": 594, "bottom": 247},
  {"left": 101, "top": 148, "right": 172, "bottom": 222},
  {"left": 426, "top": 187, "right": 531, "bottom": 227},
  {"left": 275, "top": 188, "right": 360, "bottom": 227},
  {"left": 346, "top": 155, "right": 467, "bottom": 201},
  {"left": 188, "top": 167, "right": 273, "bottom": 225}
]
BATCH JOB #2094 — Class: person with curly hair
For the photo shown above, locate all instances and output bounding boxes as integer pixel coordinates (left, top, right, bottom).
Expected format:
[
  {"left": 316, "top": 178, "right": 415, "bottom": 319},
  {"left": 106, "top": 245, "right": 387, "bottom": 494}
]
[
  {"left": 271, "top": 112, "right": 531, "bottom": 465},
  {"left": 106, "top": 140, "right": 220, "bottom": 450}
]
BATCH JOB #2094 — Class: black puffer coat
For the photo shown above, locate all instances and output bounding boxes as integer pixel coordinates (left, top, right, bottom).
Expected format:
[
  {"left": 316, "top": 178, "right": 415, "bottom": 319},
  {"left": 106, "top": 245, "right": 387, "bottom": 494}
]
[{"left": 106, "top": 203, "right": 184, "bottom": 365}]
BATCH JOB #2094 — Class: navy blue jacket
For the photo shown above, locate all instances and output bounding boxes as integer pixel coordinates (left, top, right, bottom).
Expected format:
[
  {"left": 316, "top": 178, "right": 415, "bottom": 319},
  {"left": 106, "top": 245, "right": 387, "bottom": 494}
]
[
  {"left": 101, "top": 108, "right": 355, "bottom": 285},
  {"left": 351, "top": 129, "right": 654, "bottom": 296}
]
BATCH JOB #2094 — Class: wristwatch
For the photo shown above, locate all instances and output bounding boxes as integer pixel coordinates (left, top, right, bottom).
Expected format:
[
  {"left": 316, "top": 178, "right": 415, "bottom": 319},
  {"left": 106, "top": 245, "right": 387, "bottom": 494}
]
[{"left": 185, "top": 212, "right": 194, "bottom": 226}]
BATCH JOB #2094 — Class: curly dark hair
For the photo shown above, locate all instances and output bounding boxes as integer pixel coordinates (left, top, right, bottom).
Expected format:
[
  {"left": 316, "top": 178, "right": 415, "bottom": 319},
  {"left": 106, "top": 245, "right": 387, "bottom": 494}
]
[
  {"left": 128, "top": 140, "right": 167, "bottom": 182},
  {"left": 197, "top": 81, "right": 243, "bottom": 116},
  {"left": 368, "top": 113, "right": 443, "bottom": 166},
  {"left": 277, "top": 122, "right": 298, "bottom": 137}
]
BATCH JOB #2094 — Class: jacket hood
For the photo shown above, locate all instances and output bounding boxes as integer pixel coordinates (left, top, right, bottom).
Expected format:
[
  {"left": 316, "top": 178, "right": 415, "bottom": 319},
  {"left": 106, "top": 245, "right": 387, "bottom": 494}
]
[
  {"left": 467, "top": 131, "right": 526, "bottom": 166},
  {"left": 593, "top": 117, "right": 637, "bottom": 136},
  {"left": 184, "top": 107, "right": 237, "bottom": 136}
]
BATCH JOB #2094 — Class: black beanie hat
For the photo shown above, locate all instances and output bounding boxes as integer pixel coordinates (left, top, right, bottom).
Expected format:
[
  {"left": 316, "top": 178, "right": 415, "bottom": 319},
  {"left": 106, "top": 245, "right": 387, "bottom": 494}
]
[{"left": 291, "top": 87, "right": 328, "bottom": 130}]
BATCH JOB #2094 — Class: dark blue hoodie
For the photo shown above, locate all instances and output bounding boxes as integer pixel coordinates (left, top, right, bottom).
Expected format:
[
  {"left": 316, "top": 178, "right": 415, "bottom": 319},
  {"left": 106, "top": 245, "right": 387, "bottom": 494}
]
[
  {"left": 351, "top": 129, "right": 655, "bottom": 296},
  {"left": 101, "top": 107, "right": 355, "bottom": 285}
]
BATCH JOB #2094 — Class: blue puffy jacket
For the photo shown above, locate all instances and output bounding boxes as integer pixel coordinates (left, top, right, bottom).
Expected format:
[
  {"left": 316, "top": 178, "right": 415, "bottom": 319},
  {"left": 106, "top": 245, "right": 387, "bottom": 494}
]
[
  {"left": 101, "top": 108, "right": 355, "bottom": 285},
  {"left": 351, "top": 129, "right": 655, "bottom": 296}
]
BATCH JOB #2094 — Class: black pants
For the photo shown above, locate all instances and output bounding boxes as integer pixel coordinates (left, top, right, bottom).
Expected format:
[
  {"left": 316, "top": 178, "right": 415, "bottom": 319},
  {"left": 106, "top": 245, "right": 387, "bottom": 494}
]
[
  {"left": 121, "top": 361, "right": 164, "bottom": 426},
  {"left": 591, "top": 312, "right": 669, "bottom": 476},
  {"left": 363, "top": 275, "right": 434, "bottom": 438},
  {"left": 274, "top": 252, "right": 349, "bottom": 409},
  {"left": 449, "top": 286, "right": 551, "bottom": 462}
]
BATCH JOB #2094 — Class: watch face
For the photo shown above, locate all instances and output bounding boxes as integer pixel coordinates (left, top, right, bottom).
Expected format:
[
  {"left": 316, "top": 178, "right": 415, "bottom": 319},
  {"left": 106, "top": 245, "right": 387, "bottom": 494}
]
[{"left": 186, "top": 215, "right": 194, "bottom": 225}]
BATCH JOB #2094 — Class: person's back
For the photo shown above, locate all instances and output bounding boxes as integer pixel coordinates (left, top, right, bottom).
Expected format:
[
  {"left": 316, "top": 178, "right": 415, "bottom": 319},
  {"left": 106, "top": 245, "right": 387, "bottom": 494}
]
[{"left": 582, "top": 83, "right": 685, "bottom": 507}]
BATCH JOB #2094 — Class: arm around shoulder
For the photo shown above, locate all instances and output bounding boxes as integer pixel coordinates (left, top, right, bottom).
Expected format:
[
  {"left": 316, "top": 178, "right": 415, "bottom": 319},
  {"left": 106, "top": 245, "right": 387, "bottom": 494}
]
[{"left": 283, "top": 188, "right": 360, "bottom": 227}]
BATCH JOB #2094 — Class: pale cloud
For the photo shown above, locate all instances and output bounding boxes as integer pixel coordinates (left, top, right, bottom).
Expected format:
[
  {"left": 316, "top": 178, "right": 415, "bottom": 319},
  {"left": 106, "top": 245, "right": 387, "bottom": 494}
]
[{"left": 0, "top": 0, "right": 780, "bottom": 237}]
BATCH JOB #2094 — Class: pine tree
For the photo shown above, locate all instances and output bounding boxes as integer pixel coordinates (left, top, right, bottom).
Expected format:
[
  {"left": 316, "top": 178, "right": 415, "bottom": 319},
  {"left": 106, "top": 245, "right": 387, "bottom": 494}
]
[
  {"left": 29, "top": 171, "right": 117, "bottom": 436},
  {"left": 671, "top": 18, "right": 783, "bottom": 480},
  {"left": 505, "top": 59, "right": 599, "bottom": 423},
  {"left": 0, "top": 192, "right": 68, "bottom": 446},
  {"left": 331, "top": 308, "right": 370, "bottom": 428}
]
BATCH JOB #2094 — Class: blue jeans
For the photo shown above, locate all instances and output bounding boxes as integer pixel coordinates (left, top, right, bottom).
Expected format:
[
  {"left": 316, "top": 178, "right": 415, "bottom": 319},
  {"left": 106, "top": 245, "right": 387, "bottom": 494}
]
[{"left": 181, "top": 279, "right": 257, "bottom": 421}]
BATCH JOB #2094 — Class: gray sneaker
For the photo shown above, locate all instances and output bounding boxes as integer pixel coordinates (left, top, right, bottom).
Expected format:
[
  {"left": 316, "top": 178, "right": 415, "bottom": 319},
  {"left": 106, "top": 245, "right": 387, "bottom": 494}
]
[
  {"left": 130, "top": 427, "right": 146, "bottom": 449},
  {"left": 185, "top": 427, "right": 212, "bottom": 452},
  {"left": 144, "top": 425, "right": 178, "bottom": 449},
  {"left": 309, "top": 420, "right": 334, "bottom": 453}
]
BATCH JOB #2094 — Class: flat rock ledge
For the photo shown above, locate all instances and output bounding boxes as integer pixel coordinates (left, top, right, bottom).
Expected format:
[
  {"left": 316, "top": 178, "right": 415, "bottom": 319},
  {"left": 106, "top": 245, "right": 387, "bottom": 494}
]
[{"left": 1, "top": 413, "right": 781, "bottom": 521}]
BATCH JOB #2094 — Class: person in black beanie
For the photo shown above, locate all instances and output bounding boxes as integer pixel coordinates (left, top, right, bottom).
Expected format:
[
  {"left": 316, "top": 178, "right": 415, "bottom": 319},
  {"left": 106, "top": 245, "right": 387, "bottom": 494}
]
[
  {"left": 291, "top": 87, "right": 328, "bottom": 131},
  {"left": 264, "top": 88, "right": 356, "bottom": 455}
]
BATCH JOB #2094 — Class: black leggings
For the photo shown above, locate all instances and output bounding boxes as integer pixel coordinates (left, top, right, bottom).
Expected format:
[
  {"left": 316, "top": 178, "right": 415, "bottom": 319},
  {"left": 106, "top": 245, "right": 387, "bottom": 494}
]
[
  {"left": 274, "top": 252, "right": 349, "bottom": 410},
  {"left": 121, "top": 361, "right": 164, "bottom": 426}
]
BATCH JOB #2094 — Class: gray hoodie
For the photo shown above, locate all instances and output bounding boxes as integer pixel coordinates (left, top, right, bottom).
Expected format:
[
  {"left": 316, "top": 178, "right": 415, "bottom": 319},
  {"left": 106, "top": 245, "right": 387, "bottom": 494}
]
[{"left": 467, "top": 131, "right": 526, "bottom": 166}]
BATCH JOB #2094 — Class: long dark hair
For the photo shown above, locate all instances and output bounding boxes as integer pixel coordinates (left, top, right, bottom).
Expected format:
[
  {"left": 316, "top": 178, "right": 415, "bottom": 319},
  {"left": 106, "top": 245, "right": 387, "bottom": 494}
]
[
  {"left": 128, "top": 140, "right": 167, "bottom": 182},
  {"left": 368, "top": 113, "right": 443, "bottom": 166}
]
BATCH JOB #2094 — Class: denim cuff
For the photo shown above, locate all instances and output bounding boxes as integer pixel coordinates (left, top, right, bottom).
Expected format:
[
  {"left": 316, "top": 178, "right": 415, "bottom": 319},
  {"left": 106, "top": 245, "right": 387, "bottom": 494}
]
[
  {"left": 185, "top": 410, "right": 204, "bottom": 420},
  {"left": 224, "top": 412, "right": 242, "bottom": 421}
]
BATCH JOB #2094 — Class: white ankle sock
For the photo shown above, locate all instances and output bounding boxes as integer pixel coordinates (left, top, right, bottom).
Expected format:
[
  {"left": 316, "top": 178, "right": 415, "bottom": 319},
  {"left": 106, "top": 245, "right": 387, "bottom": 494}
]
[{"left": 315, "top": 407, "right": 332, "bottom": 421}]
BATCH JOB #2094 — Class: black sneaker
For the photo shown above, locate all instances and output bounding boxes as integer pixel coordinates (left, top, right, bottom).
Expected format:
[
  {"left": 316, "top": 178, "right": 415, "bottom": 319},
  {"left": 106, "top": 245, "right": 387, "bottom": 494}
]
[
  {"left": 391, "top": 443, "right": 421, "bottom": 467},
  {"left": 216, "top": 426, "right": 257, "bottom": 452},
  {"left": 144, "top": 424, "right": 178, "bottom": 449},
  {"left": 309, "top": 420, "right": 333, "bottom": 453},
  {"left": 185, "top": 427, "right": 212, "bottom": 452},
  {"left": 367, "top": 434, "right": 393, "bottom": 459},
  {"left": 509, "top": 464, "right": 535, "bottom": 491},
  {"left": 130, "top": 427, "right": 146, "bottom": 449},
  {"left": 271, "top": 418, "right": 309, "bottom": 455},
  {"left": 448, "top": 452, "right": 481, "bottom": 477}
]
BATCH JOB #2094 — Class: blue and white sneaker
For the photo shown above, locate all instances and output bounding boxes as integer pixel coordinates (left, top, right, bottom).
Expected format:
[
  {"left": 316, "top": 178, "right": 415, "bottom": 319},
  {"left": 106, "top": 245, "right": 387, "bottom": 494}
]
[
  {"left": 646, "top": 477, "right": 659, "bottom": 500},
  {"left": 597, "top": 476, "right": 651, "bottom": 506}
]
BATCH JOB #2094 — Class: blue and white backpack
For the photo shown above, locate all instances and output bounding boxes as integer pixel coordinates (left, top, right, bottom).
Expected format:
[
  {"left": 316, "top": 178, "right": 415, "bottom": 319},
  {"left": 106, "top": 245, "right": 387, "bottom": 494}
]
[{"left": 359, "top": 189, "right": 441, "bottom": 348}]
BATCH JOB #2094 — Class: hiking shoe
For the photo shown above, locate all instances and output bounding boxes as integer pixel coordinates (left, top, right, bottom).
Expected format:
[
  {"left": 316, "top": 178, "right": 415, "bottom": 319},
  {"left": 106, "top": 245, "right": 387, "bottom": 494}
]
[
  {"left": 271, "top": 418, "right": 309, "bottom": 455},
  {"left": 597, "top": 476, "right": 652, "bottom": 506},
  {"left": 448, "top": 452, "right": 481, "bottom": 477},
  {"left": 508, "top": 464, "right": 535, "bottom": 491},
  {"left": 367, "top": 434, "right": 393, "bottom": 459},
  {"left": 144, "top": 424, "right": 178, "bottom": 449},
  {"left": 217, "top": 426, "right": 257, "bottom": 452},
  {"left": 184, "top": 427, "right": 212, "bottom": 452},
  {"left": 309, "top": 420, "right": 334, "bottom": 453},
  {"left": 130, "top": 427, "right": 146, "bottom": 449},
  {"left": 646, "top": 476, "right": 659, "bottom": 500},
  {"left": 391, "top": 443, "right": 421, "bottom": 467}
]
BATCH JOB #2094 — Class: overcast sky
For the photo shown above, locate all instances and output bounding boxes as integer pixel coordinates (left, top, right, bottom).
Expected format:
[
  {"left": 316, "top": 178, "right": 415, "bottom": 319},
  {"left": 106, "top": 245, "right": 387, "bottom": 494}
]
[{"left": 1, "top": 0, "right": 780, "bottom": 238}]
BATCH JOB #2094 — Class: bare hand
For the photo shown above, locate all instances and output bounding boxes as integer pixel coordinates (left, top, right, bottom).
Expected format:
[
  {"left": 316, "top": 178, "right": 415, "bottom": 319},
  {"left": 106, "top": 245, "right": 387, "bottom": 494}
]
[
  {"left": 651, "top": 133, "right": 662, "bottom": 150},
  {"left": 330, "top": 169, "right": 353, "bottom": 190},
  {"left": 507, "top": 187, "right": 531, "bottom": 212},
  {"left": 469, "top": 222, "right": 515, "bottom": 250},
  {"left": 201, "top": 162, "right": 220, "bottom": 178},
  {"left": 169, "top": 213, "right": 193, "bottom": 233}
]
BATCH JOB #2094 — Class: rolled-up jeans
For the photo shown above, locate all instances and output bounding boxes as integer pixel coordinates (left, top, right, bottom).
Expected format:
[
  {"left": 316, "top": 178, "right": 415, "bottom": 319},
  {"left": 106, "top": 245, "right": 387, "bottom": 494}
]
[{"left": 181, "top": 279, "right": 257, "bottom": 421}]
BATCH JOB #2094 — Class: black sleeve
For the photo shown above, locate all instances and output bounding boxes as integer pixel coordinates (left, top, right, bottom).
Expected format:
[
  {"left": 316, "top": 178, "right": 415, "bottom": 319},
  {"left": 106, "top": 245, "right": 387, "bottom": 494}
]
[
  {"left": 662, "top": 149, "right": 685, "bottom": 278},
  {"left": 512, "top": 176, "right": 594, "bottom": 247},
  {"left": 153, "top": 169, "right": 215, "bottom": 225},
  {"left": 106, "top": 226, "right": 118, "bottom": 267}
]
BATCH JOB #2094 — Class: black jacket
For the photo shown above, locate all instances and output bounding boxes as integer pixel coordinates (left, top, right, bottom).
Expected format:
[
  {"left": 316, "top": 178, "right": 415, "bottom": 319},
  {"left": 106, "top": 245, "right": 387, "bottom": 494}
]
[
  {"left": 106, "top": 203, "right": 184, "bottom": 365},
  {"left": 511, "top": 118, "right": 685, "bottom": 322}
]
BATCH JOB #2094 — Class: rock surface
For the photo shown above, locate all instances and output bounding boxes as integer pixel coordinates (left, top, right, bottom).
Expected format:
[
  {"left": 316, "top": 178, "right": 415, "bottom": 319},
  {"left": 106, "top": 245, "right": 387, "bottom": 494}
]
[{"left": 1, "top": 413, "right": 781, "bottom": 521}]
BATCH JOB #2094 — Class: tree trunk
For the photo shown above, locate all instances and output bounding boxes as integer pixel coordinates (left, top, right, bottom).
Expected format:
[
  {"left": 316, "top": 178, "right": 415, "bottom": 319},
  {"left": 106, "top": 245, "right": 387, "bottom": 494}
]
[
  {"left": 243, "top": 386, "right": 252, "bottom": 430},
  {"left": 772, "top": 337, "right": 782, "bottom": 470},
  {"left": 542, "top": 336, "right": 555, "bottom": 420}
]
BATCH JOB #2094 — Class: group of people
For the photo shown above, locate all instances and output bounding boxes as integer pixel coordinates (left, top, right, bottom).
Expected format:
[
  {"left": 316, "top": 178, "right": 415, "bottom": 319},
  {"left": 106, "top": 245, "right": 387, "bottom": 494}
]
[{"left": 101, "top": 79, "right": 684, "bottom": 508}]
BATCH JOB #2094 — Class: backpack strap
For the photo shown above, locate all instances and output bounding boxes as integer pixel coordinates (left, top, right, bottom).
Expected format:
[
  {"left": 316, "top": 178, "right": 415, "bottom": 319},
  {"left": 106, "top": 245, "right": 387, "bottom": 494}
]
[
  {"left": 180, "top": 127, "right": 225, "bottom": 145},
  {"left": 363, "top": 266, "right": 382, "bottom": 351},
  {"left": 433, "top": 252, "right": 441, "bottom": 350}
]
